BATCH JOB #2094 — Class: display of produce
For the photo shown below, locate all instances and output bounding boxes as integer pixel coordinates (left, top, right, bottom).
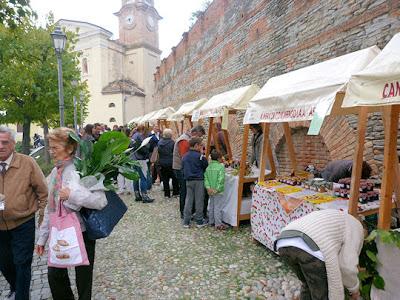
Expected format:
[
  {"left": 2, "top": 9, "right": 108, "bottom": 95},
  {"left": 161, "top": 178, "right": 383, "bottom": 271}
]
[
  {"left": 302, "top": 193, "right": 337, "bottom": 204},
  {"left": 275, "top": 185, "right": 303, "bottom": 195},
  {"left": 301, "top": 178, "right": 332, "bottom": 193},
  {"left": 276, "top": 171, "right": 311, "bottom": 186},
  {"left": 333, "top": 178, "right": 379, "bottom": 203},
  {"left": 259, "top": 180, "right": 282, "bottom": 188}
]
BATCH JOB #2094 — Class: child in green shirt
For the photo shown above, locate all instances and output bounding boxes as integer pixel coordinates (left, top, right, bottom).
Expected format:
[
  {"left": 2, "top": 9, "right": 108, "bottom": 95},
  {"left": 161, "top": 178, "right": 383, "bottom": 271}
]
[{"left": 204, "top": 150, "right": 227, "bottom": 230}]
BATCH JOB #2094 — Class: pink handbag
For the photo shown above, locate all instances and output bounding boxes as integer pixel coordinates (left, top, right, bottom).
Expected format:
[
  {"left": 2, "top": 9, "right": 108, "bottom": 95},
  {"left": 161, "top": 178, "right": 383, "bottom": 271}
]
[{"left": 48, "top": 200, "right": 89, "bottom": 268}]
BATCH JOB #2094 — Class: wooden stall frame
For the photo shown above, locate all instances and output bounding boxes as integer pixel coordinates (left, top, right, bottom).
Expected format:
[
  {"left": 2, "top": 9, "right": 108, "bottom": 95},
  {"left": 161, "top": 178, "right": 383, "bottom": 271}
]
[
  {"left": 204, "top": 113, "right": 273, "bottom": 228},
  {"left": 256, "top": 92, "right": 386, "bottom": 219},
  {"left": 378, "top": 105, "right": 400, "bottom": 229}
]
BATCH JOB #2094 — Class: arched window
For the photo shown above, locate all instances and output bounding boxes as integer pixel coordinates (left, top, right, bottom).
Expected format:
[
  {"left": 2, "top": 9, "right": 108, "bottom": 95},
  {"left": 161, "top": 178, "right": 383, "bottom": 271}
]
[
  {"left": 109, "top": 117, "right": 116, "bottom": 123},
  {"left": 82, "top": 58, "right": 88, "bottom": 74},
  {"left": 108, "top": 103, "right": 115, "bottom": 108}
]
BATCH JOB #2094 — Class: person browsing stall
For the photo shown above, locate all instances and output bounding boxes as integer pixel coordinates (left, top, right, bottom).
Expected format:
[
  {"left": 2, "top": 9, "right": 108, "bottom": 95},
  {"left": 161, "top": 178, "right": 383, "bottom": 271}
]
[
  {"left": 182, "top": 137, "right": 208, "bottom": 228},
  {"left": 204, "top": 150, "right": 227, "bottom": 230},
  {"left": 275, "top": 209, "right": 364, "bottom": 300},
  {"left": 172, "top": 125, "right": 206, "bottom": 218}
]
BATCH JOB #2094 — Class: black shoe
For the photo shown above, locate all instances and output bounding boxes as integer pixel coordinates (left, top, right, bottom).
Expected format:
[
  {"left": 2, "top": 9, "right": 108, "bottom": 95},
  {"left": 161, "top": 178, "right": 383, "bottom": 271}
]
[
  {"left": 142, "top": 194, "right": 154, "bottom": 203},
  {"left": 134, "top": 192, "right": 142, "bottom": 202}
]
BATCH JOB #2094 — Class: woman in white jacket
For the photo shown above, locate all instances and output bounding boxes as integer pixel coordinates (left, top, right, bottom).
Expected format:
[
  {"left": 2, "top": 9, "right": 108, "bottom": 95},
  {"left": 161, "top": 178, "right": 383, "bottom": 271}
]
[{"left": 35, "top": 127, "right": 107, "bottom": 300}]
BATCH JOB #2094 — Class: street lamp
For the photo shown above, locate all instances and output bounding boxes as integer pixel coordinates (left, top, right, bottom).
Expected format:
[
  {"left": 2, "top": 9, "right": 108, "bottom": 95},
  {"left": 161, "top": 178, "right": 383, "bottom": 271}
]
[
  {"left": 71, "top": 80, "right": 78, "bottom": 134},
  {"left": 51, "top": 26, "right": 67, "bottom": 127}
]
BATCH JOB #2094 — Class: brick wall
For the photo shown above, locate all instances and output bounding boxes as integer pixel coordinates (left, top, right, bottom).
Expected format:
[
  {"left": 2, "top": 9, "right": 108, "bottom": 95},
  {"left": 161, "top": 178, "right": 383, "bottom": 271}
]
[{"left": 154, "top": 0, "right": 400, "bottom": 178}]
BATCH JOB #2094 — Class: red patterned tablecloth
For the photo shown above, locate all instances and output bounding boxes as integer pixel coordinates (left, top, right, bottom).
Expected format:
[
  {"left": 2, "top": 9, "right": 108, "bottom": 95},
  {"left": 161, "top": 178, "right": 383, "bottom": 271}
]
[{"left": 251, "top": 184, "right": 315, "bottom": 251}]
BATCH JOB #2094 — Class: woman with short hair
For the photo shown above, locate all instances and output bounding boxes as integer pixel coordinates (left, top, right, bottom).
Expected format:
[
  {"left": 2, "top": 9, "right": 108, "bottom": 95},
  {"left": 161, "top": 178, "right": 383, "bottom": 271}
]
[
  {"left": 35, "top": 127, "right": 107, "bottom": 300},
  {"left": 157, "top": 128, "right": 179, "bottom": 198}
]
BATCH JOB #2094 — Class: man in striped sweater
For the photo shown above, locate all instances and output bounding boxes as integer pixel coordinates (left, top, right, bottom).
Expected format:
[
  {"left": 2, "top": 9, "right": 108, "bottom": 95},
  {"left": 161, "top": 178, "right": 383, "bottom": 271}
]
[{"left": 274, "top": 209, "right": 364, "bottom": 300}]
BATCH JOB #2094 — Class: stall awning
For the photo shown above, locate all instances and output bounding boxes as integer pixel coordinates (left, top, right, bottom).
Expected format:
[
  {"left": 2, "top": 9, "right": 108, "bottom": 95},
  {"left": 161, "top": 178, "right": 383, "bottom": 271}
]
[
  {"left": 128, "top": 115, "right": 143, "bottom": 124},
  {"left": 168, "top": 98, "right": 208, "bottom": 121},
  {"left": 243, "top": 46, "right": 380, "bottom": 124},
  {"left": 148, "top": 107, "right": 176, "bottom": 122},
  {"left": 342, "top": 33, "right": 400, "bottom": 107},
  {"left": 136, "top": 110, "right": 160, "bottom": 124},
  {"left": 194, "top": 84, "right": 260, "bottom": 120}
]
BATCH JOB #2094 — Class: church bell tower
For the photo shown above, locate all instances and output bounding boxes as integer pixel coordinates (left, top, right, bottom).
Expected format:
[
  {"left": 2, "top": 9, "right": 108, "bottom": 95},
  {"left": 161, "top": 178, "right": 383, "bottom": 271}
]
[{"left": 115, "top": 0, "right": 161, "bottom": 50}]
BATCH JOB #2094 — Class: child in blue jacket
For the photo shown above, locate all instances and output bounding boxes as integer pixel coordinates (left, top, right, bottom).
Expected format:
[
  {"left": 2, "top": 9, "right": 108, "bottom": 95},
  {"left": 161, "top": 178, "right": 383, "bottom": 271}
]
[{"left": 182, "top": 137, "right": 208, "bottom": 228}]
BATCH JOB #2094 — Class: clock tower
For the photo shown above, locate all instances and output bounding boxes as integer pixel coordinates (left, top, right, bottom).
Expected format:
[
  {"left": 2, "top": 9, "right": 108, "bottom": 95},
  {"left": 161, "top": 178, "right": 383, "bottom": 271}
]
[{"left": 115, "top": 0, "right": 161, "bottom": 50}]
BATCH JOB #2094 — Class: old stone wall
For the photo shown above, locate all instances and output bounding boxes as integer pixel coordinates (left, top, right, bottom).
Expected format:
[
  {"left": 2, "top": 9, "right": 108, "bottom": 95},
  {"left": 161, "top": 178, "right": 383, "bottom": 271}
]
[{"left": 154, "top": 0, "right": 400, "bottom": 178}]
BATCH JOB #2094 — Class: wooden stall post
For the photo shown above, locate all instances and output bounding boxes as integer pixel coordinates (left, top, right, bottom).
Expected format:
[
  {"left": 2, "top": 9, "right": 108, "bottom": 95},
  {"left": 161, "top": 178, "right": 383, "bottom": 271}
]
[
  {"left": 188, "top": 116, "right": 193, "bottom": 128},
  {"left": 258, "top": 123, "right": 276, "bottom": 182},
  {"left": 157, "top": 120, "right": 161, "bottom": 131},
  {"left": 174, "top": 121, "right": 180, "bottom": 136},
  {"left": 283, "top": 122, "right": 297, "bottom": 173},
  {"left": 348, "top": 107, "right": 368, "bottom": 217},
  {"left": 236, "top": 124, "right": 250, "bottom": 229},
  {"left": 206, "top": 117, "right": 214, "bottom": 158},
  {"left": 180, "top": 120, "right": 184, "bottom": 135},
  {"left": 378, "top": 105, "right": 400, "bottom": 229},
  {"left": 394, "top": 163, "right": 400, "bottom": 210}
]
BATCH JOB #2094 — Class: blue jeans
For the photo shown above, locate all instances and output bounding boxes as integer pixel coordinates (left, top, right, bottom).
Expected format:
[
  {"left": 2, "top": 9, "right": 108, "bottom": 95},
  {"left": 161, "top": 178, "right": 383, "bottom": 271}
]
[
  {"left": 0, "top": 217, "right": 35, "bottom": 300},
  {"left": 133, "top": 165, "right": 148, "bottom": 194}
]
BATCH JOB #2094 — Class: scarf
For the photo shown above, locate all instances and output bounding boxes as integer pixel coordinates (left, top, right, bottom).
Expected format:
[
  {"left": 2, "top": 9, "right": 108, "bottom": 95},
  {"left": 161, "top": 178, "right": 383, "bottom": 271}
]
[{"left": 49, "top": 158, "right": 73, "bottom": 212}]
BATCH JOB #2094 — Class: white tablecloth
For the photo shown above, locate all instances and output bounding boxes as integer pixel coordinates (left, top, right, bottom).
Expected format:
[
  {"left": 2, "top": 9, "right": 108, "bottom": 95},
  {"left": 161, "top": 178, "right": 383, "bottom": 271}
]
[{"left": 218, "top": 173, "right": 252, "bottom": 227}]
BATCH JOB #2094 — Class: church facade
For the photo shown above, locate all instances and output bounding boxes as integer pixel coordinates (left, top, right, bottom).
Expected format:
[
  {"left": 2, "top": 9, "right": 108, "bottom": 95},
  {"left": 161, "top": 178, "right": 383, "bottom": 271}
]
[{"left": 59, "top": 0, "right": 161, "bottom": 126}]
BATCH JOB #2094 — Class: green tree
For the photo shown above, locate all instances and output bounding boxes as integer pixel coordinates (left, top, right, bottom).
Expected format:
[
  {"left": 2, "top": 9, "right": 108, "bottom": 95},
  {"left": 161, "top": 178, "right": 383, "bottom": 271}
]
[
  {"left": 0, "top": 18, "right": 89, "bottom": 155},
  {"left": 0, "top": 0, "right": 35, "bottom": 28},
  {"left": 189, "top": 0, "right": 211, "bottom": 26}
]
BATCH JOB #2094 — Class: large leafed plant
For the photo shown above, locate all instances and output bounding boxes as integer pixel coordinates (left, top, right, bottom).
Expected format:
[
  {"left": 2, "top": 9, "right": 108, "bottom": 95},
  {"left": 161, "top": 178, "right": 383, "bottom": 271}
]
[{"left": 70, "top": 131, "right": 139, "bottom": 189}]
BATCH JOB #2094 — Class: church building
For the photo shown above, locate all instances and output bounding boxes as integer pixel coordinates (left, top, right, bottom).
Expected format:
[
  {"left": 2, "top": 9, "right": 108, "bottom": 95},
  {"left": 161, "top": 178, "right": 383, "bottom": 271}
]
[{"left": 59, "top": 0, "right": 161, "bottom": 126}]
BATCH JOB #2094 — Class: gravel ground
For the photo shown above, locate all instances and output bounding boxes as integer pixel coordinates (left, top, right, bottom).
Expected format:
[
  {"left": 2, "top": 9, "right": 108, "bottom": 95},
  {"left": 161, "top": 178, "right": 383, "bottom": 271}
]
[{"left": 1, "top": 184, "right": 301, "bottom": 299}]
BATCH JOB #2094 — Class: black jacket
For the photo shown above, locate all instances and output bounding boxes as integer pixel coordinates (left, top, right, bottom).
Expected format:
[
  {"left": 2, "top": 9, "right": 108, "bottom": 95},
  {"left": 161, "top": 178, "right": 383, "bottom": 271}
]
[{"left": 157, "top": 138, "right": 174, "bottom": 167}]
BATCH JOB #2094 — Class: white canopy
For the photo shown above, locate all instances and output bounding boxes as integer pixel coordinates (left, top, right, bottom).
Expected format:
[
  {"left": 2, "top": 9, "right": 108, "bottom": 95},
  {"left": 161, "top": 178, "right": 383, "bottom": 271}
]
[
  {"left": 136, "top": 110, "right": 159, "bottom": 124},
  {"left": 243, "top": 46, "right": 380, "bottom": 124},
  {"left": 194, "top": 84, "right": 260, "bottom": 120},
  {"left": 168, "top": 98, "right": 208, "bottom": 121},
  {"left": 148, "top": 107, "right": 176, "bottom": 122},
  {"left": 342, "top": 33, "right": 400, "bottom": 107},
  {"left": 127, "top": 115, "right": 142, "bottom": 124}
]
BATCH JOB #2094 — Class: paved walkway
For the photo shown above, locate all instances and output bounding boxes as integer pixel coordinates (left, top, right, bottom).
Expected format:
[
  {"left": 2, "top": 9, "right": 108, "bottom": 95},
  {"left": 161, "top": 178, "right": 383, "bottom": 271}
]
[{"left": 1, "top": 185, "right": 301, "bottom": 299}]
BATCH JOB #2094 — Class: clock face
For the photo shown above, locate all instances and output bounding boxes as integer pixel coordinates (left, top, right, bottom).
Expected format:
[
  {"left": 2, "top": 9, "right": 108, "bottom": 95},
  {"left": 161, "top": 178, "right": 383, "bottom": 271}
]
[
  {"left": 125, "top": 15, "right": 134, "bottom": 26},
  {"left": 146, "top": 15, "right": 155, "bottom": 30}
]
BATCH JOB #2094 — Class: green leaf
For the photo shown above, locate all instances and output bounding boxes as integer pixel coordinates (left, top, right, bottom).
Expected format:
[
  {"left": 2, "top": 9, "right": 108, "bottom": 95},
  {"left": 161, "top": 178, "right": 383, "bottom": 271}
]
[
  {"left": 366, "top": 250, "right": 377, "bottom": 263},
  {"left": 358, "top": 270, "right": 371, "bottom": 281},
  {"left": 379, "top": 230, "right": 394, "bottom": 244},
  {"left": 373, "top": 274, "right": 385, "bottom": 290},
  {"left": 68, "top": 131, "right": 80, "bottom": 143},
  {"left": 365, "top": 230, "right": 378, "bottom": 243}
]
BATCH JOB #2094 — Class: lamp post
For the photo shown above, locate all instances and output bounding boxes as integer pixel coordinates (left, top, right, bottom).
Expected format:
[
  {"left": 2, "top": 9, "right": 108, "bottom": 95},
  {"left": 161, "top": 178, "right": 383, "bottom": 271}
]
[
  {"left": 80, "top": 92, "right": 84, "bottom": 129},
  {"left": 51, "top": 26, "right": 67, "bottom": 127},
  {"left": 71, "top": 80, "right": 78, "bottom": 133}
]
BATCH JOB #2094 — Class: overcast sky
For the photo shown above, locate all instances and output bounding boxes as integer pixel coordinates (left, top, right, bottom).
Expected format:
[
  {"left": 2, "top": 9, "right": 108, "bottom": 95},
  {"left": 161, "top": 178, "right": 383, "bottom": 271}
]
[{"left": 30, "top": 0, "right": 206, "bottom": 58}]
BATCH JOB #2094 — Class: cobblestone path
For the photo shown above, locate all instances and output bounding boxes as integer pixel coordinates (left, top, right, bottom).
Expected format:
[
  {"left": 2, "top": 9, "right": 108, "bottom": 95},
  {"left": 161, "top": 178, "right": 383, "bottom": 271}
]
[{"left": 1, "top": 185, "right": 301, "bottom": 299}]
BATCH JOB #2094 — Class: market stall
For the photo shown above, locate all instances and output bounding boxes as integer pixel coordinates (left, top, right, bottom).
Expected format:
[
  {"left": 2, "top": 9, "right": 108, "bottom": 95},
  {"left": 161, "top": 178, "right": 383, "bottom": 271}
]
[
  {"left": 147, "top": 107, "right": 176, "bottom": 131},
  {"left": 132, "top": 109, "right": 160, "bottom": 126},
  {"left": 193, "top": 84, "right": 262, "bottom": 227},
  {"left": 243, "top": 45, "right": 382, "bottom": 250},
  {"left": 342, "top": 33, "right": 400, "bottom": 299},
  {"left": 168, "top": 98, "right": 208, "bottom": 135}
]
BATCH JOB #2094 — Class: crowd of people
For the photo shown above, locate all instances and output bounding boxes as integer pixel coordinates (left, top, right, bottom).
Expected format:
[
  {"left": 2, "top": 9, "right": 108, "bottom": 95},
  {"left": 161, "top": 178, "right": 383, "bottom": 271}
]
[{"left": 0, "top": 123, "right": 367, "bottom": 300}]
